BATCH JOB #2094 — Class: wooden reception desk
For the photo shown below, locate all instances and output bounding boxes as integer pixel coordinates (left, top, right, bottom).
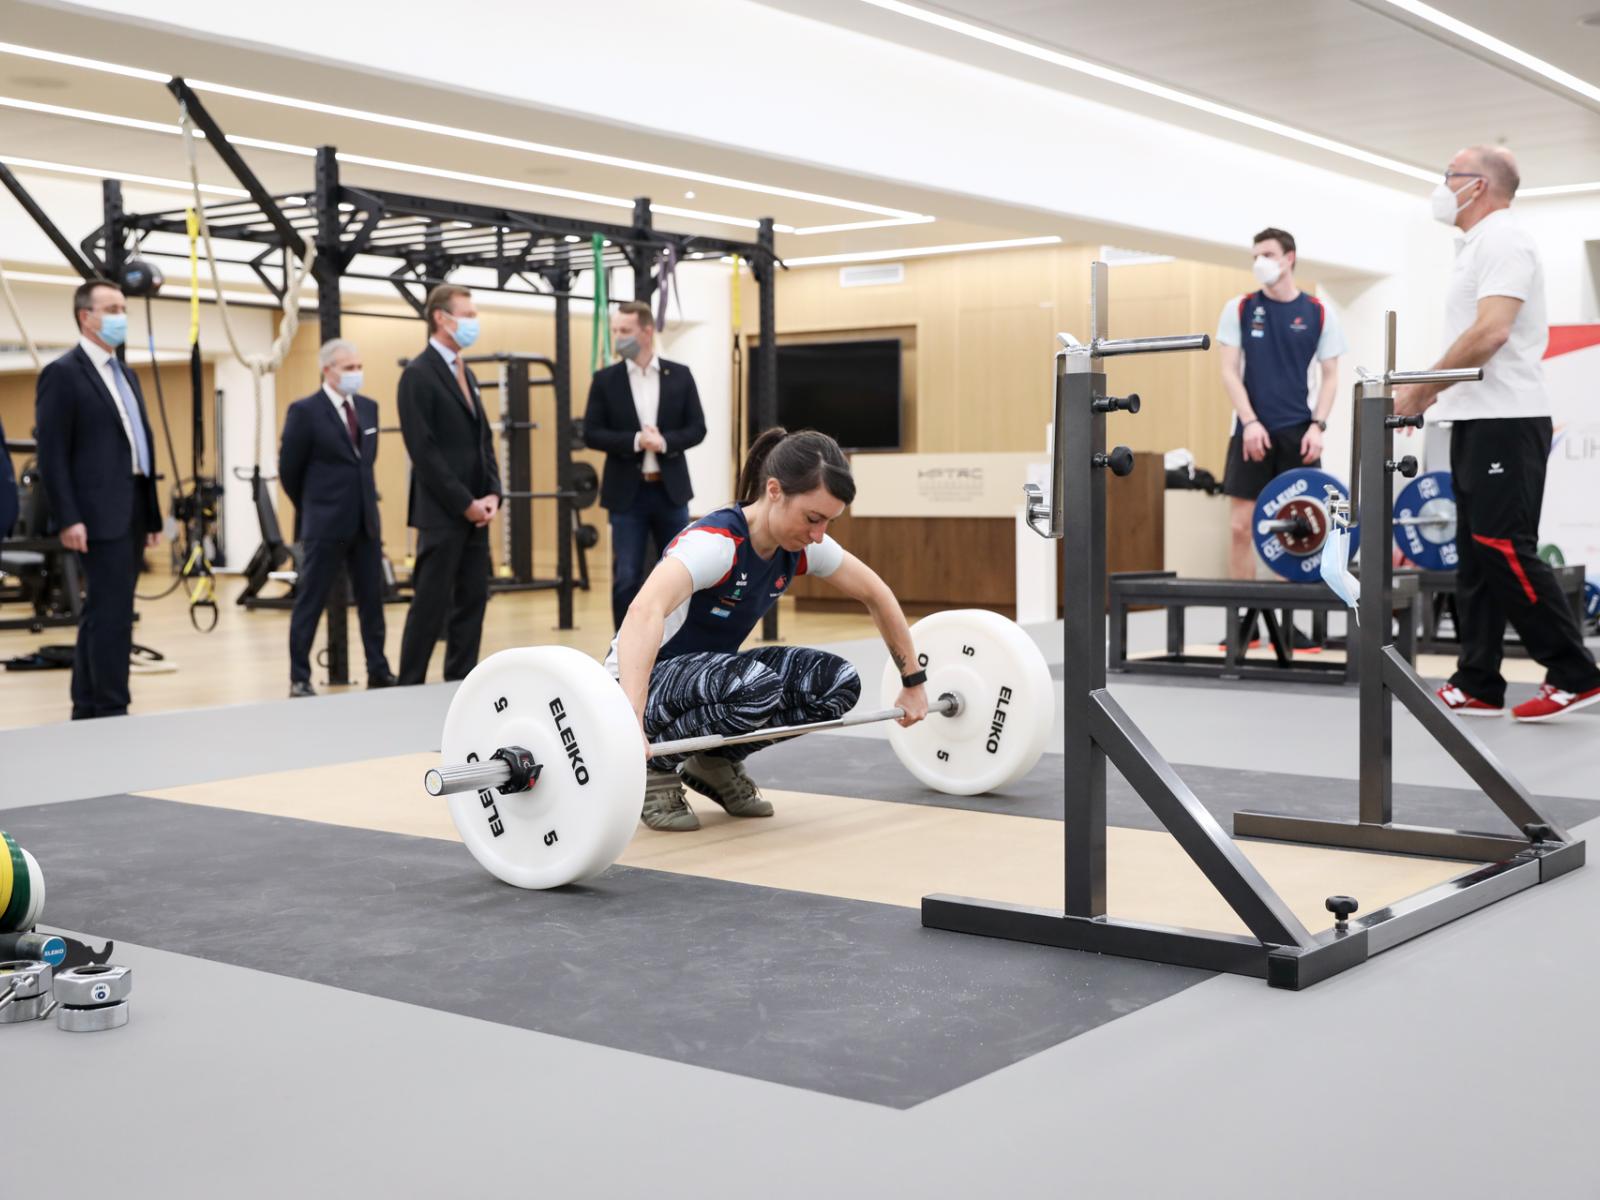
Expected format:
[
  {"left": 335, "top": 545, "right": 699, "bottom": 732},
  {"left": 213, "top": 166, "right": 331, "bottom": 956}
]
[{"left": 788, "top": 451, "right": 1164, "bottom": 615}]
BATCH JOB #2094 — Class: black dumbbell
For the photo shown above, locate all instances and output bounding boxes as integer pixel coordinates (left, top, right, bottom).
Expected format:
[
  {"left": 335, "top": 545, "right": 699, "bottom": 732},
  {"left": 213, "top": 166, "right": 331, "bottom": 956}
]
[
  {"left": 1325, "top": 895, "right": 1359, "bottom": 931},
  {"left": 1093, "top": 446, "right": 1135, "bottom": 477}
]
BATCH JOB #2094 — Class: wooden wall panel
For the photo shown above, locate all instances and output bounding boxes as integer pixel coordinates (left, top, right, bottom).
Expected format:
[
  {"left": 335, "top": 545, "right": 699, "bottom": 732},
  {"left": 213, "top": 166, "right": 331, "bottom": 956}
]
[
  {"left": 767, "top": 247, "right": 1274, "bottom": 479},
  {"left": 273, "top": 303, "right": 607, "bottom": 575}
]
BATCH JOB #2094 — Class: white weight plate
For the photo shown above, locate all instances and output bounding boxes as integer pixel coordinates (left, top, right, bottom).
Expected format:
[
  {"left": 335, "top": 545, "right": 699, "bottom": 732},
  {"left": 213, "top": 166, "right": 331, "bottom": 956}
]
[
  {"left": 882, "top": 609, "right": 1055, "bottom": 795},
  {"left": 20, "top": 849, "right": 42, "bottom": 931},
  {"left": 441, "top": 646, "right": 643, "bottom": 890}
]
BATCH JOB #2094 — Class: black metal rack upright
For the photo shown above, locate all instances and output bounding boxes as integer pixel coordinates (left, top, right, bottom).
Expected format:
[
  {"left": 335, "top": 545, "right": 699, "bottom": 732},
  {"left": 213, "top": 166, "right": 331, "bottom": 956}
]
[
  {"left": 923, "top": 264, "right": 1583, "bottom": 989},
  {"left": 3, "top": 78, "right": 785, "bottom": 683}
]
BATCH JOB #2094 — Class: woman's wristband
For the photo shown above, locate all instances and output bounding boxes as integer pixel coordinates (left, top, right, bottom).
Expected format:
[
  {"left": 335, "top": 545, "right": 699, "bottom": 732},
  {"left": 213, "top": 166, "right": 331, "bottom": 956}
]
[{"left": 901, "top": 669, "right": 928, "bottom": 688}]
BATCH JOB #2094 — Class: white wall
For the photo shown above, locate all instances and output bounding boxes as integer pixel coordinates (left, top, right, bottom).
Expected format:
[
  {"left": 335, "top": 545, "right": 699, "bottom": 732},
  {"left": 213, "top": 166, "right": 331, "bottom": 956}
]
[
  {"left": 653, "top": 262, "right": 734, "bottom": 514},
  {"left": 1517, "top": 194, "right": 1600, "bottom": 324}
]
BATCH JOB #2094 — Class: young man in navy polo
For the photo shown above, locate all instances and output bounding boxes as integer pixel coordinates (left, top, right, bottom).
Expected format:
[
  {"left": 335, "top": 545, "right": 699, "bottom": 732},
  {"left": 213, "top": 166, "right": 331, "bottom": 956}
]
[{"left": 1217, "top": 227, "right": 1348, "bottom": 598}]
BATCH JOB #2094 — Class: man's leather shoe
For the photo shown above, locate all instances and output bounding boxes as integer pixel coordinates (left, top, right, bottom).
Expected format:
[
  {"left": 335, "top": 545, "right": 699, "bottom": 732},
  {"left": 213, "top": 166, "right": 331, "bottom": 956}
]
[
  {"left": 289, "top": 680, "right": 317, "bottom": 698},
  {"left": 367, "top": 672, "right": 398, "bottom": 690}
]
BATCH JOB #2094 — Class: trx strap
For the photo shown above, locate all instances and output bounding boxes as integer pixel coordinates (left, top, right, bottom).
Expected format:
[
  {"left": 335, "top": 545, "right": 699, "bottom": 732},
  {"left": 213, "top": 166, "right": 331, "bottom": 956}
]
[
  {"left": 589, "top": 233, "right": 611, "bottom": 373},
  {"left": 730, "top": 255, "right": 744, "bottom": 468},
  {"left": 181, "top": 207, "right": 217, "bottom": 632},
  {"left": 654, "top": 242, "right": 680, "bottom": 333}
]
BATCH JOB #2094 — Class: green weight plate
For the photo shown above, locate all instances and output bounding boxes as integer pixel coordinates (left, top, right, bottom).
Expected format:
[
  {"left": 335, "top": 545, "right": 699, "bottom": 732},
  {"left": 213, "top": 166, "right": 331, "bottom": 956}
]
[{"left": 0, "top": 831, "right": 29, "bottom": 933}]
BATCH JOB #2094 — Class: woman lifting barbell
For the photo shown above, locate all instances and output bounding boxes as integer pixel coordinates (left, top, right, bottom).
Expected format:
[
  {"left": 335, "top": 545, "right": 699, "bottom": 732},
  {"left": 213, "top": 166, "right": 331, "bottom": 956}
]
[{"left": 609, "top": 427, "right": 930, "bottom": 831}]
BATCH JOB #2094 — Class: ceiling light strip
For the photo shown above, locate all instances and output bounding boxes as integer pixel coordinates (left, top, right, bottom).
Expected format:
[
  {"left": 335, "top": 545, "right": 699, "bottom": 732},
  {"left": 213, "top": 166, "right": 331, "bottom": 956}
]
[
  {"left": 785, "top": 235, "right": 1061, "bottom": 266},
  {"left": 1368, "top": 0, "right": 1600, "bottom": 106},
  {"left": 0, "top": 94, "right": 793, "bottom": 232},
  {"left": 0, "top": 154, "right": 248, "bottom": 197},
  {"left": 0, "top": 40, "right": 932, "bottom": 223},
  {"left": 855, "top": 0, "right": 1437, "bottom": 183}
]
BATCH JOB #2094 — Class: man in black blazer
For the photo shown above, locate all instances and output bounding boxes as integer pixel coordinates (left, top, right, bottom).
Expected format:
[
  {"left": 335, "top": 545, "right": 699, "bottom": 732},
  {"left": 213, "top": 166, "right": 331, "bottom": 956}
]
[
  {"left": 0, "top": 413, "right": 16, "bottom": 539},
  {"left": 583, "top": 300, "right": 707, "bottom": 627},
  {"left": 397, "top": 284, "right": 502, "bottom": 684},
  {"left": 34, "top": 279, "right": 162, "bottom": 719},
  {"left": 278, "top": 338, "right": 396, "bottom": 697}
]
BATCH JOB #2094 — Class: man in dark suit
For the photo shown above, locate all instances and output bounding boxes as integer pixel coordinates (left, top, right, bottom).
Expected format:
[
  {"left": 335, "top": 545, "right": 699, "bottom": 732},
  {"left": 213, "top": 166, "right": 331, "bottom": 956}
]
[
  {"left": 584, "top": 300, "right": 707, "bottom": 628},
  {"left": 278, "top": 338, "right": 396, "bottom": 697},
  {"left": 34, "top": 279, "right": 162, "bottom": 719},
  {"left": 396, "top": 284, "right": 502, "bottom": 684},
  {"left": 0, "top": 413, "right": 16, "bottom": 539}
]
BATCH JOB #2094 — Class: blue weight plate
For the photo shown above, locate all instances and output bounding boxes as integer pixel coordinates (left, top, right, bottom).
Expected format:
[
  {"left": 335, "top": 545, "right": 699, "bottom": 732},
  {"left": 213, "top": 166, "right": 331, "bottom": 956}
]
[
  {"left": 1393, "top": 471, "right": 1458, "bottom": 572},
  {"left": 1584, "top": 580, "right": 1599, "bottom": 625},
  {"left": 1251, "top": 468, "right": 1358, "bottom": 582}
]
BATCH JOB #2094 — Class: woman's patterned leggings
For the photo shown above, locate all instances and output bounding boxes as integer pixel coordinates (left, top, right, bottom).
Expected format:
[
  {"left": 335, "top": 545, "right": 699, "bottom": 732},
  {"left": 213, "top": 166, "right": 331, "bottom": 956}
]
[{"left": 643, "top": 646, "right": 862, "bottom": 769}]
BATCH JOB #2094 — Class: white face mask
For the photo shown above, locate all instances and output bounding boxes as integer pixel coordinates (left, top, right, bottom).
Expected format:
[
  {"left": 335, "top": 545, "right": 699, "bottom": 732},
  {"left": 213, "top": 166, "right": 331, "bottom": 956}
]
[
  {"left": 1429, "top": 178, "right": 1479, "bottom": 225},
  {"left": 1251, "top": 255, "right": 1283, "bottom": 287}
]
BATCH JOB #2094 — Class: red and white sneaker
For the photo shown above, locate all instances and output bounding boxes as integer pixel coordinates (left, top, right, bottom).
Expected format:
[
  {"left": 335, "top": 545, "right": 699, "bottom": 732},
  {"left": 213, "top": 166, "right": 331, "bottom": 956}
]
[
  {"left": 1511, "top": 683, "right": 1600, "bottom": 724},
  {"left": 1436, "top": 685, "right": 1504, "bottom": 717}
]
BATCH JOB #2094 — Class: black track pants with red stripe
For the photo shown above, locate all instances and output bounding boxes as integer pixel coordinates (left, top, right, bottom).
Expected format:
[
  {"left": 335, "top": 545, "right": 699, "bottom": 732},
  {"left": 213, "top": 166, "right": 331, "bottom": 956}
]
[{"left": 1448, "top": 416, "right": 1600, "bottom": 705}]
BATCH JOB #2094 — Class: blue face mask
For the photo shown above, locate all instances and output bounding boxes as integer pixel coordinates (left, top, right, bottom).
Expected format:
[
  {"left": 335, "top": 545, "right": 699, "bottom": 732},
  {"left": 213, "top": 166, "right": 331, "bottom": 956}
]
[
  {"left": 337, "top": 370, "right": 364, "bottom": 396},
  {"left": 451, "top": 315, "right": 480, "bottom": 350},
  {"left": 98, "top": 312, "right": 128, "bottom": 348}
]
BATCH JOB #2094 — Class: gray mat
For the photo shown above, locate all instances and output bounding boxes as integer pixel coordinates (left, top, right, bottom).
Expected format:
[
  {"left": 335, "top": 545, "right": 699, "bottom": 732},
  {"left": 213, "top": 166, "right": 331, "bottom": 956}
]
[
  {"left": 2, "top": 795, "right": 1208, "bottom": 1109},
  {"left": 752, "top": 732, "right": 1600, "bottom": 838}
]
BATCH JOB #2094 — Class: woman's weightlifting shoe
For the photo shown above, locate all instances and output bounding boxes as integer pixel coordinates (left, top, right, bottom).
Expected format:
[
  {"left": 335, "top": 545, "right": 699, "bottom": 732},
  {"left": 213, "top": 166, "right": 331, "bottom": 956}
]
[
  {"left": 1436, "top": 684, "right": 1504, "bottom": 717},
  {"left": 641, "top": 768, "right": 700, "bottom": 831},
  {"left": 1511, "top": 683, "right": 1600, "bottom": 724},
  {"left": 681, "top": 754, "right": 774, "bottom": 817}
]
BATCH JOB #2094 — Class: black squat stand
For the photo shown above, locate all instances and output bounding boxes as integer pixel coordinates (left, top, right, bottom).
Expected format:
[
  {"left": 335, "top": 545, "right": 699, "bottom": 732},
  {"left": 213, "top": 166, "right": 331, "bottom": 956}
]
[{"left": 921, "top": 275, "right": 1583, "bottom": 989}]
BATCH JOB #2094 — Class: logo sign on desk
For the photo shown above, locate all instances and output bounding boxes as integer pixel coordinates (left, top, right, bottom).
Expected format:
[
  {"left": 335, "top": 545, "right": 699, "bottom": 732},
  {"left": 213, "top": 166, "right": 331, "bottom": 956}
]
[
  {"left": 915, "top": 467, "right": 986, "bottom": 506},
  {"left": 849, "top": 454, "right": 1036, "bottom": 518}
]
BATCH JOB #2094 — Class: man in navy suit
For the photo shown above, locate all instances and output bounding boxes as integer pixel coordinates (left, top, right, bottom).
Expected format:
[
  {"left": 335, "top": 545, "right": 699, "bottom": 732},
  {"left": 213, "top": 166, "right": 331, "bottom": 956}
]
[
  {"left": 0, "top": 413, "right": 16, "bottom": 539},
  {"left": 583, "top": 300, "right": 707, "bottom": 628},
  {"left": 35, "top": 279, "right": 163, "bottom": 720},
  {"left": 278, "top": 338, "right": 396, "bottom": 697},
  {"left": 396, "top": 284, "right": 502, "bottom": 684}
]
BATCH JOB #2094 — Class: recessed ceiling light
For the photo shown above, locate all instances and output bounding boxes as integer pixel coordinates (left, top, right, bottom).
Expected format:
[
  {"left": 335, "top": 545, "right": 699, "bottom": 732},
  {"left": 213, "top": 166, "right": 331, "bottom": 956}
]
[{"left": 684, "top": 190, "right": 695, "bottom": 199}]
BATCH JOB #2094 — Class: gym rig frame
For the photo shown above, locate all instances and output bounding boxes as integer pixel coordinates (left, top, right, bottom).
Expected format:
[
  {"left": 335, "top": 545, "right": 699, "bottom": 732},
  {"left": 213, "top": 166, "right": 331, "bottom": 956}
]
[
  {"left": 922, "top": 266, "right": 1584, "bottom": 989},
  {"left": 1, "top": 78, "right": 786, "bottom": 683}
]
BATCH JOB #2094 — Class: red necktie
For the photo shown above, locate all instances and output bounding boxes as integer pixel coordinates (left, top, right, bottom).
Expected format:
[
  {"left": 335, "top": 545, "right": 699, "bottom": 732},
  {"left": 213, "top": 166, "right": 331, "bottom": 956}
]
[{"left": 343, "top": 399, "right": 360, "bottom": 449}]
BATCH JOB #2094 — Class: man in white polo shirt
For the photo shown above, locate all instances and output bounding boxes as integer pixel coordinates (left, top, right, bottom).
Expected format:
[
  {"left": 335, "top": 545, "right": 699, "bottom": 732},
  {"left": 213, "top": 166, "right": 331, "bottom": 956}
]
[{"left": 1395, "top": 145, "right": 1600, "bottom": 723}]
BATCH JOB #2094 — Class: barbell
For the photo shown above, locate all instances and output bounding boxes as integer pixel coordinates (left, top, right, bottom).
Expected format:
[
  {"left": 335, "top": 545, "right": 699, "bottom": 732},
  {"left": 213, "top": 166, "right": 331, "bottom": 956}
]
[
  {"left": 424, "top": 609, "right": 1055, "bottom": 890},
  {"left": 1251, "top": 467, "right": 1459, "bottom": 579}
]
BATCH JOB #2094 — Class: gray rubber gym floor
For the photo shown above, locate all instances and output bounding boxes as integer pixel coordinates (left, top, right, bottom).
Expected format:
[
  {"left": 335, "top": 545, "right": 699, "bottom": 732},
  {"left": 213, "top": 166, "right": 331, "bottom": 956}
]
[{"left": 2, "top": 612, "right": 1597, "bottom": 1198}]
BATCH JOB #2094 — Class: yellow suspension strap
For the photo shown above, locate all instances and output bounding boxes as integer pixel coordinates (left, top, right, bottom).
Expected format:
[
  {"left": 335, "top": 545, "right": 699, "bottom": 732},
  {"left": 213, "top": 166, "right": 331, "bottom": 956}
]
[{"left": 180, "top": 206, "right": 217, "bottom": 632}]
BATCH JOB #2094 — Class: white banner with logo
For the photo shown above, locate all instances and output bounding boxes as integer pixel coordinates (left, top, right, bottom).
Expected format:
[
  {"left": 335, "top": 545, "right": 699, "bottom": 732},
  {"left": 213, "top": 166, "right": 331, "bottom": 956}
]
[{"left": 1540, "top": 327, "right": 1600, "bottom": 593}]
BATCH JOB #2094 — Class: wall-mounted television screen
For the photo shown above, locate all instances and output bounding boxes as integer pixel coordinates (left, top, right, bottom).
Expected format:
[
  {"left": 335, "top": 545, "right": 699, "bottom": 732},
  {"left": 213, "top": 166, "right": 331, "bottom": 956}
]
[{"left": 750, "top": 338, "right": 902, "bottom": 452}]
